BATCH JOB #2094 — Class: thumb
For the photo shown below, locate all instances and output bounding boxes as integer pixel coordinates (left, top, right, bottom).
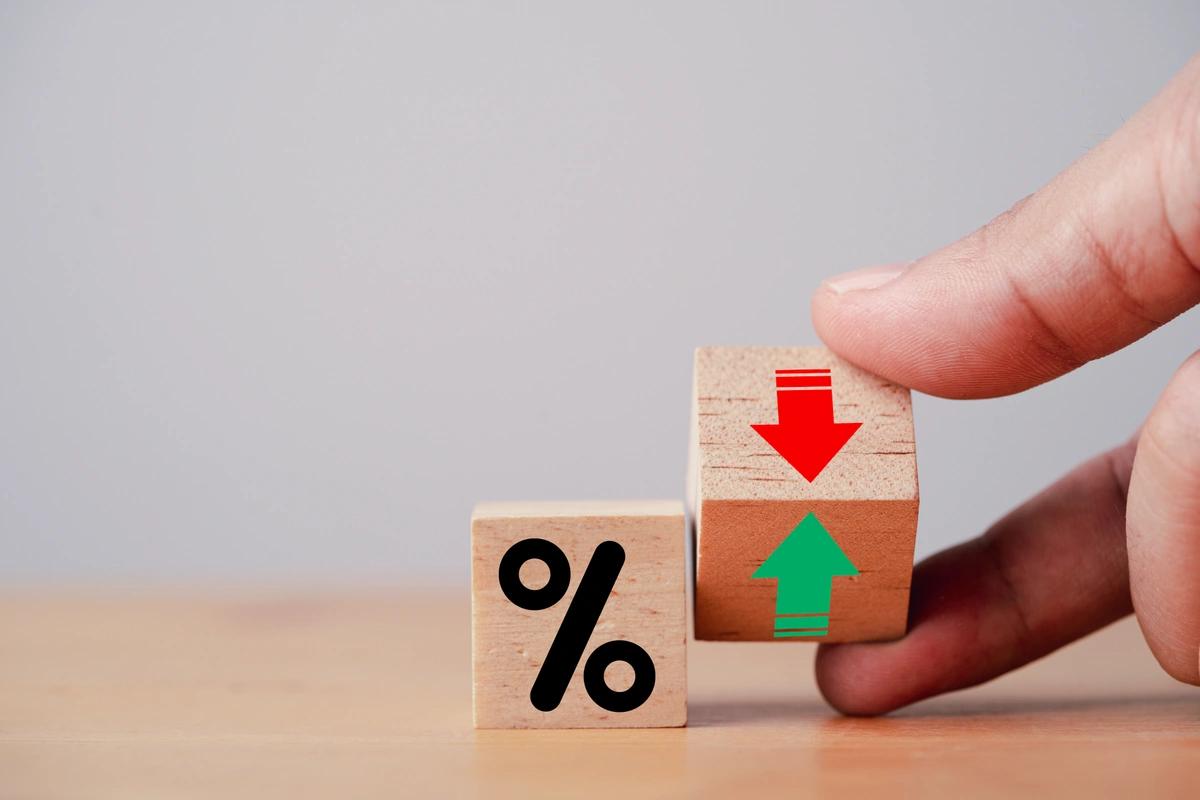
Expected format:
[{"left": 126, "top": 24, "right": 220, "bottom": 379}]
[
  {"left": 812, "top": 56, "right": 1200, "bottom": 399},
  {"left": 1126, "top": 349, "right": 1200, "bottom": 685}
]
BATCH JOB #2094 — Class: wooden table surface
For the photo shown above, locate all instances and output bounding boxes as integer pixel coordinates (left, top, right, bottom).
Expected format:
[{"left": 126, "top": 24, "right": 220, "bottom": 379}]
[{"left": 1, "top": 589, "right": 1196, "bottom": 798}]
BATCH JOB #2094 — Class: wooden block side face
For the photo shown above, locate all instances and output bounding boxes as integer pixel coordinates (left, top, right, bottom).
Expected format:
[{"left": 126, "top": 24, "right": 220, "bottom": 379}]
[
  {"left": 693, "top": 346, "right": 917, "bottom": 502},
  {"left": 472, "top": 504, "right": 686, "bottom": 728},
  {"left": 694, "top": 499, "right": 918, "bottom": 642}
]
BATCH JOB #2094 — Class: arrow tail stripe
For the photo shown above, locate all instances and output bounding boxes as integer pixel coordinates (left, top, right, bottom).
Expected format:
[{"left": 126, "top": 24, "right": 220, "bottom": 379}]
[
  {"left": 774, "top": 615, "right": 829, "bottom": 631},
  {"left": 774, "top": 629, "right": 828, "bottom": 638},
  {"left": 776, "top": 375, "right": 832, "bottom": 388},
  {"left": 775, "top": 369, "right": 830, "bottom": 374}
]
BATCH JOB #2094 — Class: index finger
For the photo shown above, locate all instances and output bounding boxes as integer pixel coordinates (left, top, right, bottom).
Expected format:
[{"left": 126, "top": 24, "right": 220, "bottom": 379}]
[{"left": 811, "top": 56, "right": 1200, "bottom": 399}]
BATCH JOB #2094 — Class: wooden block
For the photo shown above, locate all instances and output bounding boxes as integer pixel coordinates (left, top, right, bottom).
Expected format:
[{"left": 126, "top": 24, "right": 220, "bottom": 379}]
[
  {"left": 471, "top": 500, "right": 687, "bottom": 728},
  {"left": 689, "top": 346, "right": 918, "bottom": 642}
]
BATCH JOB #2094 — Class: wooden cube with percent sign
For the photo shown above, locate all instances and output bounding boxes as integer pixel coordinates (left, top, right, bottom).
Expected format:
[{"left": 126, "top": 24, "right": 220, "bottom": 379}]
[
  {"left": 471, "top": 500, "right": 687, "bottom": 728},
  {"left": 689, "top": 346, "right": 919, "bottom": 642}
]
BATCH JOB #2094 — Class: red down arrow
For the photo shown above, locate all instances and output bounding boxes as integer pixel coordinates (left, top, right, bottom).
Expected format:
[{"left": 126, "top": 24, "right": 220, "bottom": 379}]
[{"left": 751, "top": 369, "right": 861, "bottom": 482}]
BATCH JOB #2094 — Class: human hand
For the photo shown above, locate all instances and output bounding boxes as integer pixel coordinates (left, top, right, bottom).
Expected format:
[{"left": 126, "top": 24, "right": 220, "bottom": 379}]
[{"left": 811, "top": 56, "right": 1200, "bottom": 714}]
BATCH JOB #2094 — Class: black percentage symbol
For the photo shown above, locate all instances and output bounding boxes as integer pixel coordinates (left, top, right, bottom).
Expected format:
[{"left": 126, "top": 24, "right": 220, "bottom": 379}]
[{"left": 498, "top": 538, "right": 656, "bottom": 713}]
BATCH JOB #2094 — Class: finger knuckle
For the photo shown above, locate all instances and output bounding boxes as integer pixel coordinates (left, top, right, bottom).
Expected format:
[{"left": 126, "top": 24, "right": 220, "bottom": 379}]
[{"left": 1158, "top": 64, "right": 1200, "bottom": 272}]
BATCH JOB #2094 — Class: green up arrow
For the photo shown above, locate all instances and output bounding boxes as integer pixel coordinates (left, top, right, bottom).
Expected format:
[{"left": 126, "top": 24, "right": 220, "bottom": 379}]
[{"left": 752, "top": 512, "right": 858, "bottom": 638}]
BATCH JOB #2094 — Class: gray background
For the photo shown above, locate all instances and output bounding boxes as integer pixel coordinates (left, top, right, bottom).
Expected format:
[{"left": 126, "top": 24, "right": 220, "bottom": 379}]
[{"left": 2, "top": 2, "right": 1198, "bottom": 584}]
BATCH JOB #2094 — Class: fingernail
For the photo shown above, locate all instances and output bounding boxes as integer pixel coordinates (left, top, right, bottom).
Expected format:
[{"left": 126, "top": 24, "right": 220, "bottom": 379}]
[{"left": 823, "top": 262, "right": 910, "bottom": 294}]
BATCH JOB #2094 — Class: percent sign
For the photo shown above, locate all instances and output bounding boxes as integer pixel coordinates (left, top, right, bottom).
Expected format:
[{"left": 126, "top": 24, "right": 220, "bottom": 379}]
[{"left": 498, "top": 538, "right": 656, "bottom": 713}]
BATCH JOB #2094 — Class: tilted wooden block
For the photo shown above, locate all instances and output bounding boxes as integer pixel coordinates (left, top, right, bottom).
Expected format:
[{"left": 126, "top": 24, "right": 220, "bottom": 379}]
[
  {"left": 689, "top": 346, "right": 918, "bottom": 642},
  {"left": 471, "top": 500, "right": 686, "bottom": 728}
]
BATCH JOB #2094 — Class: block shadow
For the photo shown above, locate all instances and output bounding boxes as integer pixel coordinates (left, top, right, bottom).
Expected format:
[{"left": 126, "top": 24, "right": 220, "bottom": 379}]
[
  {"left": 687, "top": 698, "right": 831, "bottom": 727},
  {"left": 688, "top": 692, "right": 1192, "bottom": 728}
]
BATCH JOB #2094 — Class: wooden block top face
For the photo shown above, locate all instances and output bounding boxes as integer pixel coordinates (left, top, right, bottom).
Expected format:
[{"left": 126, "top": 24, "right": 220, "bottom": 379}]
[
  {"left": 692, "top": 346, "right": 917, "bottom": 502},
  {"left": 471, "top": 501, "right": 686, "bottom": 729}
]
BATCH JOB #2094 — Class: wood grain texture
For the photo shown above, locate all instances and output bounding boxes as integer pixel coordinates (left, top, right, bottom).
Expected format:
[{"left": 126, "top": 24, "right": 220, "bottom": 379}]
[
  {"left": 690, "top": 347, "right": 918, "bottom": 503},
  {"left": 1, "top": 590, "right": 1196, "bottom": 799},
  {"left": 472, "top": 501, "right": 686, "bottom": 728},
  {"left": 690, "top": 346, "right": 918, "bottom": 642}
]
